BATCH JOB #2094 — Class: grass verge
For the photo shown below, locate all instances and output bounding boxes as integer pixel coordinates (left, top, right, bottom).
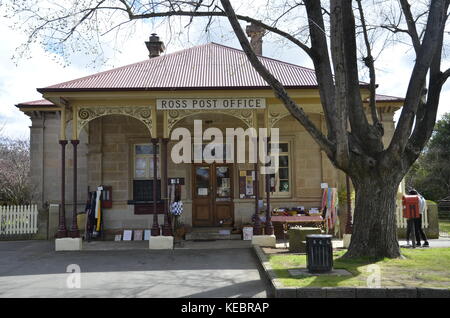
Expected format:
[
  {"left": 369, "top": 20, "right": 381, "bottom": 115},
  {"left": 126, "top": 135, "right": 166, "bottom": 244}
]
[{"left": 269, "top": 248, "right": 450, "bottom": 289}]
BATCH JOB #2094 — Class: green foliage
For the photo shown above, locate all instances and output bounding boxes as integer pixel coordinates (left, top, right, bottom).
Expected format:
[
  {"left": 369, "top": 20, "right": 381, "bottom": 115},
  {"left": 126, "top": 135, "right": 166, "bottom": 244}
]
[
  {"left": 338, "top": 188, "right": 355, "bottom": 207},
  {"left": 406, "top": 113, "right": 450, "bottom": 201},
  {"left": 440, "top": 220, "right": 450, "bottom": 235}
]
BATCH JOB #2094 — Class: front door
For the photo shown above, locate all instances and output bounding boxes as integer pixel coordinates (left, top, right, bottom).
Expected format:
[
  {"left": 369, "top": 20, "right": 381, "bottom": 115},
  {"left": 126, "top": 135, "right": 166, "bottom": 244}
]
[{"left": 192, "top": 164, "right": 234, "bottom": 227}]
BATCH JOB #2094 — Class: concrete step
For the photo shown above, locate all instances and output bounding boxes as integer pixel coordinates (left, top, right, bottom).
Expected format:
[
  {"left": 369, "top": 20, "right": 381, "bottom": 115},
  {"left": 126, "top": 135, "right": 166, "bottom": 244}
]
[{"left": 185, "top": 228, "right": 242, "bottom": 241}]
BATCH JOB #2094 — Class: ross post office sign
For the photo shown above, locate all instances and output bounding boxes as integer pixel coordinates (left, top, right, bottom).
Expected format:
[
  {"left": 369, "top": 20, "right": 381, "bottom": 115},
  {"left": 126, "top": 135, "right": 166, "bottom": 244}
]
[{"left": 156, "top": 98, "right": 266, "bottom": 110}]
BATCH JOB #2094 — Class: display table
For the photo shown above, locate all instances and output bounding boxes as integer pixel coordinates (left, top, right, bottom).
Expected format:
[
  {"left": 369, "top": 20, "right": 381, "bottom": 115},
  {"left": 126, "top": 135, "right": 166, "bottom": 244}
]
[
  {"left": 288, "top": 227, "right": 322, "bottom": 253},
  {"left": 271, "top": 215, "right": 324, "bottom": 239}
]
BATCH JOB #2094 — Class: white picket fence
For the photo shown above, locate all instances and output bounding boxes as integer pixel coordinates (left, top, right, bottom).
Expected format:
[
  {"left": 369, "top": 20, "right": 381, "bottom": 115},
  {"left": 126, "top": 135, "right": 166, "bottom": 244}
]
[
  {"left": 0, "top": 205, "right": 38, "bottom": 235},
  {"left": 395, "top": 200, "right": 429, "bottom": 229}
]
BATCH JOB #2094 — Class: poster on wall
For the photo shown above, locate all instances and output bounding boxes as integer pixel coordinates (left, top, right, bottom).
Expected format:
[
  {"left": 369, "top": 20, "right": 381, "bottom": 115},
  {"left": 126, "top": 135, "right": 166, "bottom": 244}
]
[
  {"left": 134, "top": 230, "right": 143, "bottom": 241},
  {"left": 243, "top": 227, "right": 253, "bottom": 241},
  {"left": 123, "top": 230, "right": 133, "bottom": 241},
  {"left": 246, "top": 176, "right": 254, "bottom": 196},
  {"left": 239, "top": 170, "right": 256, "bottom": 199}
]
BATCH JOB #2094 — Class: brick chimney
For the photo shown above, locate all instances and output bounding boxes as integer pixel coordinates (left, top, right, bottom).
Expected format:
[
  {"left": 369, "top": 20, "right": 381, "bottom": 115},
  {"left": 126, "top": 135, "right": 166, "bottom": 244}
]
[
  {"left": 145, "top": 33, "right": 165, "bottom": 58},
  {"left": 246, "top": 22, "right": 265, "bottom": 55}
]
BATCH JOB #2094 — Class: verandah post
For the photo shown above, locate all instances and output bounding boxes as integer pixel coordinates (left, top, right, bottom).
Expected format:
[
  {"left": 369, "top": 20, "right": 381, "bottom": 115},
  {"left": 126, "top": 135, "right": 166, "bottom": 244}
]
[
  {"left": 265, "top": 136, "right": 274, "bottom": 235},
  {"left": 151, "top": 138, "right": 160, "bottom": 236},
  {"left": 69, "top": 139, "right": 80, "bottom": 237},
  {"left": 253, "top": 136, "right": 262, "bottom": 235},
  {"left": 162, "top": 138, "right": 172, "bottom": 236},
  {"left": 56, "top": 140, "right": 68, "bottom": 238}
]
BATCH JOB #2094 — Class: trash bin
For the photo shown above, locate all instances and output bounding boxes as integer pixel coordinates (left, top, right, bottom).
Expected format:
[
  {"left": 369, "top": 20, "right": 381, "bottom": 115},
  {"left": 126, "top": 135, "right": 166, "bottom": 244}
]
[
  {"left": 288, "top": 227, "right": 322, "bottom": 253},
  {"left": 306, "top": 234, "right": 333, "bottom": 273}
]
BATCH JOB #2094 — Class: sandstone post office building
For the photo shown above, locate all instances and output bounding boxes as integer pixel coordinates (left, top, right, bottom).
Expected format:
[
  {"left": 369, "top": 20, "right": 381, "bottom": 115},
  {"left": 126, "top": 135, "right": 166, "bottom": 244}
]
[{"left": 16, "top": 31, "right": 404, "bottom": 245}]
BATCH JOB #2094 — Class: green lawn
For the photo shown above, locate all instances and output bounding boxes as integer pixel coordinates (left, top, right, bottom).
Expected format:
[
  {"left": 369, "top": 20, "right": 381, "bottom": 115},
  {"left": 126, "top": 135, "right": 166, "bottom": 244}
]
[
  {"left": 440, "top": 220, "right": 450, "bottom": 235},
  {"left": 269, "top": 248, "right": 450, "bottom": 289}
]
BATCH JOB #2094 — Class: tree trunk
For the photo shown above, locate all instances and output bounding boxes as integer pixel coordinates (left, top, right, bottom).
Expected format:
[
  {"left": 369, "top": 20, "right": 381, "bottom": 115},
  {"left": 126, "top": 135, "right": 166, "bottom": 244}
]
[{"left": 344, "top": 173, "right": 401, "bottom": 259}]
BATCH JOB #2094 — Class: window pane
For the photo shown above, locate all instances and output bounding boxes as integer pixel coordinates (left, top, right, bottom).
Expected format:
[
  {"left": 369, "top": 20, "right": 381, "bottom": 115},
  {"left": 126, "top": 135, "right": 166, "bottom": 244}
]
[
  {"left": 216, "top": 166, "right": 231, "bottom": 197},
  {"left": 135, "top": 158, "right": 147, "bottom": 178},
  {"left": 279, "top": 168, "right": 289, "bottom": 180},
  {"left": 195, "top": 167, "right": 210, "bottom": 196},
  {"left": 135, "top": 170, "right": 146, "bottom": 178},
  {"left": 133, "top": 180, "right": 161, "bottom": 201},
  {"left": 279, "top": 155, "right": 289, "bottom": 167},
  {"left": 279, "top": 180, "right": 289, "bottom": 192},
  {"left": 148, "top": 157, "right": 160, "bottom": 179},
  {"left": 136, "top": 144, "right": 159, "bottom": 155},
  {"left": 279, "top": 143, "right": 289, "bottom": 153},
  {"left": 135, "top": 158, "right": 147, "bottom": 170},
  {"left": 136, "top": 145, "right": 151, "bottom": 155}
]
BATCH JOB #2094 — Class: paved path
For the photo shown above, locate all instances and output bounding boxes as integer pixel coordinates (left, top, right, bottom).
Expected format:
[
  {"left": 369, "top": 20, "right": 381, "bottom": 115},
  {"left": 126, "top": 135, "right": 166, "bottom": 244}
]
[
  {"left": 275, "top": 238, "right": 450, "bottom": 249},
  {"left": 0, "top": 241, "right": 270, "bottom": 298},
  {"left": 398, "top": 237, "right": 450, "bottom": 248}
]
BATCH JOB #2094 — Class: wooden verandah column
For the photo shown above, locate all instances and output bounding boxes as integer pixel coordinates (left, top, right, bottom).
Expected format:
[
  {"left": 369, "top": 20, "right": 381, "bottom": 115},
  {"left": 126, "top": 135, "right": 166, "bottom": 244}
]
[
  {"left": 161, "top": 138, "right": 172, "bottom": 236},
  {"left": 56, "top": 139, "right": 68, "bottom": 238},
  {"left": 251, "top": 110, "right": 262, "bottom": 235},
  {"left": 253, "top": 136, "right": 262, "bottom": 235},
  {"left": 69, "top": 139, "right": 80, "bottom": 237},
  {"left": 68, "top": 105, "right": 80, "bottom": 238},
  {"left": 151, "top": 138, "right": 160, "bottom": 236},
  {"left": 262, "top": 108, "right": 274, "bottom": 235},
  {"left": 56, "top": 106, "right": 68, "bottom": 238},
  {"left": 150, "top": 105, "right": 161, "bottom": 236},
  {"left": 264, "top": 136, "right": 274, "bottom": 235}
]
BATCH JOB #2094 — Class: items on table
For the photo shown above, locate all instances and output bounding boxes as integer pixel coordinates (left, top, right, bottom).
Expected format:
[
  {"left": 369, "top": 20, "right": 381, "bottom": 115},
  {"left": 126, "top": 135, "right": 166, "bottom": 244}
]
[{"left": 272, "top": 206, "right": 318, "bottom": 216}]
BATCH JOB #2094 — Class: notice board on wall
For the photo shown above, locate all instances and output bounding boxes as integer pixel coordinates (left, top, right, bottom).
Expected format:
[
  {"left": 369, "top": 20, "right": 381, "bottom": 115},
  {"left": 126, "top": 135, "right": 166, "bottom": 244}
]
[{"left": 239, "top": 170, "right": 256, "bottom": 199}]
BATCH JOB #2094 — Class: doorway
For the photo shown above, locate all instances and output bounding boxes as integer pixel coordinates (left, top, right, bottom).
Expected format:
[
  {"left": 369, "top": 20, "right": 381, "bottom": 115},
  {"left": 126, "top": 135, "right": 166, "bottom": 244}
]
[{"left": 192, "top": 163, "right": 234, "bottom": 227}]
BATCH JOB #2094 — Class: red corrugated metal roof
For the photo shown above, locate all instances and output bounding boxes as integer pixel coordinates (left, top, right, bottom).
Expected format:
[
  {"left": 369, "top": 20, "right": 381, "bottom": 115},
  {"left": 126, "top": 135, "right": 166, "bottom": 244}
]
[
  {"left": 16, "top": 99, "right": 56, "bottom": 107},
  {"left": 38, "top": 43, "right": 327, "bottom": 92},
  {"left": 370, "top": 94, "right": 404, "bottom": 103}
]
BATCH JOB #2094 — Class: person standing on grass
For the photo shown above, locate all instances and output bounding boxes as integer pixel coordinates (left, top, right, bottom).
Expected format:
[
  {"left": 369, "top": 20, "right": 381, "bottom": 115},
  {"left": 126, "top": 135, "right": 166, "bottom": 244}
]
[{"left": 409, "top": 189, "right": 430, "bottom": 247}]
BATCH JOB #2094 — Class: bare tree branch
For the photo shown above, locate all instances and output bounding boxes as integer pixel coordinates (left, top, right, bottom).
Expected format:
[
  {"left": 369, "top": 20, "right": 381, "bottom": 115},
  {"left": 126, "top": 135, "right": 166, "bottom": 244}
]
[
  {"left": 121, "top": 5, "right": 313, "bottom": 56},
  {"left": 219, "top": 0, "right": 335, "bottom": 159},
  {"left": 388, "top": 0, "right": 448, "bottom": 160},
  {"left": 356, "top": 0, "right": 381, "bottom": 130}
]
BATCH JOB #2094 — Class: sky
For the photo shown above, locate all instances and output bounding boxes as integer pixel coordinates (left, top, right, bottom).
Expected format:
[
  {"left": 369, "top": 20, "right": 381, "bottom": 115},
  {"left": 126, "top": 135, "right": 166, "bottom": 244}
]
[{"left": 1, "top": 4, "right": 450, "bottom": 139}]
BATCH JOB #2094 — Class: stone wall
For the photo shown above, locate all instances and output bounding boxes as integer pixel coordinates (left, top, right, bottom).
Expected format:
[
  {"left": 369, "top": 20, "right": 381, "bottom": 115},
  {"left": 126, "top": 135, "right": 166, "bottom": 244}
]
[
  {"left": 30, "top": 108, "right": 400, "bottom": 236},
  {"left": 29, "top": 112, "right": 88, "bottom": 238},
  {"left": 87, "top": 115, "right": 162, "bottom": 231}
]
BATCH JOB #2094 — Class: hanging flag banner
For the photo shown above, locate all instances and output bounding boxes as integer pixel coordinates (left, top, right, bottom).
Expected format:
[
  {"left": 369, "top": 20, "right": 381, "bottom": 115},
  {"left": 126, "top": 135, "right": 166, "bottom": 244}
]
[{"left": 157, "top": 98, "right": 266, "bottom": 110}]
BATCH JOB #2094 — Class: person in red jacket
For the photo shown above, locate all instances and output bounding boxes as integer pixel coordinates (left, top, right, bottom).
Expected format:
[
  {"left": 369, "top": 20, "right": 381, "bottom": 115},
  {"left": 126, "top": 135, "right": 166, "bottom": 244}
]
[
  {"left": 405, "top": 190, "right": 417, "bottom": 247},
  {"left": 409, "top": 189, "right": 429, "bottom": 247}
]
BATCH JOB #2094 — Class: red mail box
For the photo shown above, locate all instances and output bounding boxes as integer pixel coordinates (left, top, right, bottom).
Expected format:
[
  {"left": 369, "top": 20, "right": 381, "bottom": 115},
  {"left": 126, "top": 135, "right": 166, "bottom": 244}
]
[{"left": 402, "top": 195, "right": 420, "bottom": 219}]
